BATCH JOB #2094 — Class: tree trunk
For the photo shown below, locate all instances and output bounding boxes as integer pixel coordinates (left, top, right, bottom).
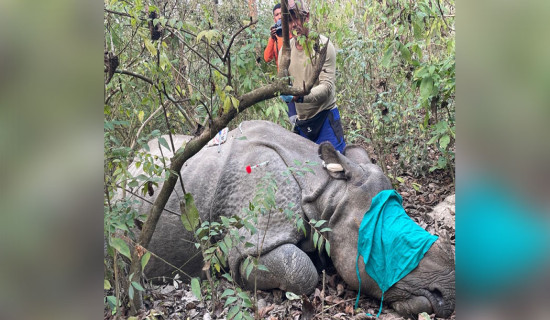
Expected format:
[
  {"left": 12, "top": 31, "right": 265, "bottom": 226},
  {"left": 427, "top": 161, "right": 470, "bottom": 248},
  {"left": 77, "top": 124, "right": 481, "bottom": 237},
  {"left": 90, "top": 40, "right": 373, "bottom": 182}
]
[{"left": 247, "top": 0, "right": 257, "bottom": 20}]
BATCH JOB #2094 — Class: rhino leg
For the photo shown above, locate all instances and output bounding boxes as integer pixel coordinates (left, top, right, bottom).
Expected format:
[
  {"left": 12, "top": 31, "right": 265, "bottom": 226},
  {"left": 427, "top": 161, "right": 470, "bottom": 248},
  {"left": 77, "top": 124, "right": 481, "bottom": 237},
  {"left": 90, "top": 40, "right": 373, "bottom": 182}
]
[{"left": 240, "top": 244, "right": 318, "bottom": 295}]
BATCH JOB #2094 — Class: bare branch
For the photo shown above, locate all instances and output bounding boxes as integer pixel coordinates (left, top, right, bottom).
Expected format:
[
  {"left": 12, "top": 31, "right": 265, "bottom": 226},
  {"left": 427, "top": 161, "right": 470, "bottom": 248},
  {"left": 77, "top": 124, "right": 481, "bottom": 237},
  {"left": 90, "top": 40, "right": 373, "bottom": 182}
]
[
  {"left": 115, "top": 69, "right": 154, "bottom": 85},
  {"left": 435, "top": 0, "right": 454, "bottom": 31},
  {"left": 222, "top": 19, "right": 258, "bottom": 62},
  {"left": 130, "top": 105, "right": 163, "bottom": 150},
  {"left": 168, "top": 29, "right": 229, "bottom": 78},
  {"left": 104, "top": 9, "right": 133, "bottom": 18},
  {"left": 116, "top": 185, "right": 181, "bottom": 216},
  {"left": 104, "top": 88, "right": 120, "bottom": 105}
]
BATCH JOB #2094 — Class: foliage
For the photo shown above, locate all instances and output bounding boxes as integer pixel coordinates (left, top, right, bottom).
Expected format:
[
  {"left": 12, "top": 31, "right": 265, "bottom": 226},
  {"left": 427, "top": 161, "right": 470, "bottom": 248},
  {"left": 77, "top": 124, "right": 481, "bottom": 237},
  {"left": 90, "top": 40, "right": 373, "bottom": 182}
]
[{"left": 308, "top": 0, "right": 455, "bottom": 181}]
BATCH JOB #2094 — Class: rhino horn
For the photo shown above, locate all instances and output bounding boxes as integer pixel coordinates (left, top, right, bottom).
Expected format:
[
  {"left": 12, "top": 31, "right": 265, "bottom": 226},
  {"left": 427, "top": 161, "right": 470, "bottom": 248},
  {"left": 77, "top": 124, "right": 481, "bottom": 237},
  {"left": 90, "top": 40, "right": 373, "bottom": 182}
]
[{"left": 326, "top": 163, "right": 344, "bottom": 172}]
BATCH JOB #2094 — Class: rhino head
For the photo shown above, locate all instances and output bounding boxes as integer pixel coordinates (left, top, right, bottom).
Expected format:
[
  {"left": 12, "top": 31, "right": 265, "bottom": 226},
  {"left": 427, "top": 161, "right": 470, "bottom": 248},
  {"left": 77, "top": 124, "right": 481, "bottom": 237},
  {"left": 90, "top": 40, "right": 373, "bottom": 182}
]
[{"left": 318, "top": 142, "right": 455, "bottom": 318}]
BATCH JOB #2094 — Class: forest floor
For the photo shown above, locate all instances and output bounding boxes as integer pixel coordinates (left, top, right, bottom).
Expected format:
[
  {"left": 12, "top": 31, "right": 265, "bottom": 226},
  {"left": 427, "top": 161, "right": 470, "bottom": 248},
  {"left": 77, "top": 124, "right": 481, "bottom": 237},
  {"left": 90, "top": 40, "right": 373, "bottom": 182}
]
[{"left": 105, "top": 143, "right": 455, "bottom": 320}]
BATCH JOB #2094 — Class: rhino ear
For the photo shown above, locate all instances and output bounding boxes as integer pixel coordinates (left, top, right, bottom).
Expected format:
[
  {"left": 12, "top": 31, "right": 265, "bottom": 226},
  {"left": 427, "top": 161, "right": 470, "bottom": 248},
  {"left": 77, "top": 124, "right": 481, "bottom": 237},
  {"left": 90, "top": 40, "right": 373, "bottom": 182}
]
[
  {"left": 318, "top": 142, "right": 363, "bottom": 180},
  {"left": 343, "top": 145, "right": 372, "bottom": 165}
]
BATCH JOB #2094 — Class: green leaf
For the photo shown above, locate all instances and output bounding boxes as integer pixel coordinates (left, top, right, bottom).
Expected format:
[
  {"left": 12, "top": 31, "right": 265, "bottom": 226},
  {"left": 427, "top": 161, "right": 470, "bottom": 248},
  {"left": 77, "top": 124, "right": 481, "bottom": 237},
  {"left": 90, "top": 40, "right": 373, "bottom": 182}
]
[
  {"left": 325, "top": 241, "right": 331, "bottom": 257},
  {"left": 297, "top": 219, "right": 306, "bottom": 236},
  {"left": 245, "top": 262, "right": 254, "bottom": 280},
  {"left": 313, "top": 232, "right": 319, "bottom": 248},
  {"left": 196, "top": 30, "right": 207, "bottom": 43},
  {"left": 227, "top": 305, "right": 240, "bottom": 319},
  {"left": 285, "top": 291, "right": 300, "bottom": 300},
  {"left": 159, "top": 52, "right": 170, "bottom": 71},
  {"left": 224, "top": 296, "right": 238, "bottom": 307},
  {"left": 222, "top": 273, "right": 234, "bottom": 281},
  {"left": 381, "top": 45, "right": 393, "bottom": 68},
  {"left": 224, "top": 236, "right": 232, "bottom": 250},
  {"left": 231, "top": 96, "right": 240, "bottom": 110},
  {"left": 244, "top": 242, "right": 255, "bottom": 248},
  {"left": 181, "top": 193, "right": 200, "bottom": 232},
  {"left": 437, "top": 156, "right": 448, "bottom": 168},
  {"left": 314, "top": 220, "right": 325, "bottom": 228},
  {"left": 427, "top": 135, "right": 439, "bottom": 145},
  {"left": 128, "top": 285, "right": 134, "bottom": 299},
  {"left": 106, "top": 295, "right": 117, "bottom": 308},
  {"left": 144, "top": 38, "right": 157, "bottom": 56},
  {"left": 205, "top": 30, "right": 218, "bottom": 44},
  {"left": 223, "top": 96, "right": 232, "bottom": 114},
  {"left": 399, "top": 43, "right": 411, "bottom": 63},
  {"left": 221, "top": 289, "right": 235, "bottom": 298},
  {"left": 319, "top": 227, "right": 331, "bottom": 233},
  {"left": 241, "top": 297, "right": 253, "bottom": 308},
  {"left": 219, "top": 241, "right": 228, "bottom": 256},
  {"left": 191, "top": 277, "right": 202, "bottom": 300},
  {"left": 128, "top": 180, "right": 138, "bottom": 188},
  {"left": 131, "top": 281, "right": 145, "bottom": 291},
  {"left": 138, "top": 110, "right": 145, "bottom": 122},
  {"left": 257, "top": 264, "right": 269, "bottom": 272},
  {"left": 141, "top": 252, "right": 151, "bottom": 270},
  {"left": 158, "top": 137, "right": 170, "bottom": 151},
  {"left": 110, "top": 237, "right": 131, "bottom": 259},
  {"left": 413, "top": 20, "right": 423, "bottom": 40},
  {"left": 237, "top": 291, "right": 250, "bottom": 300},
  {"left": 420, "top": 76, "right": 434, "bottom": 101},
  {"left": 439, "top": 135, "right": 451, "bottom": 150},
  {"left": 104, "top": 279, "right": 111, "bottom": 290}
]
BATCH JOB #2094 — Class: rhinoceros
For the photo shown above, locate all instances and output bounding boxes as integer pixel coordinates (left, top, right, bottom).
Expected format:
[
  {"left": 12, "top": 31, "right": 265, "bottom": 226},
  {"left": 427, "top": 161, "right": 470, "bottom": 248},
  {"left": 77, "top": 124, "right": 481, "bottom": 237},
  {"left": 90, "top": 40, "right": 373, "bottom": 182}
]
[{"left": 127, "top": 120, "right": 455, "bottom": 318}]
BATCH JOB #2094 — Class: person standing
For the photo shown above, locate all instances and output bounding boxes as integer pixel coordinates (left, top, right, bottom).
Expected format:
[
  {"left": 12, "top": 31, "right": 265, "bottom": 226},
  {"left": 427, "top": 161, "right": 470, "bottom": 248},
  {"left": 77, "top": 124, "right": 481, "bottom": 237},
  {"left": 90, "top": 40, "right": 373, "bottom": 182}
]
[
  {"left": 263, "top": 3, "right": 284, "bottom": 68},
  {"left": 279, "top": 0, "right": 346, "bottom": 153},
  {"left": 264, "top": 3, "right": 297, "bottom": 124}
]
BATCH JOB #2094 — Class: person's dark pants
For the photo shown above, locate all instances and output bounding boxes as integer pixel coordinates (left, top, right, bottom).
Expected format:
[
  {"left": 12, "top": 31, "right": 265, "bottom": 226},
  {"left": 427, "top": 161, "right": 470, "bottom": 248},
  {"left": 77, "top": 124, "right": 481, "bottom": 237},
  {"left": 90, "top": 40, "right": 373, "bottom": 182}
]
[
  {"left": 286, "top": 101, "right": 297, "bottom": 117},
  {"left": 295, "top": 107, "right": 346, "bottom": 153}
]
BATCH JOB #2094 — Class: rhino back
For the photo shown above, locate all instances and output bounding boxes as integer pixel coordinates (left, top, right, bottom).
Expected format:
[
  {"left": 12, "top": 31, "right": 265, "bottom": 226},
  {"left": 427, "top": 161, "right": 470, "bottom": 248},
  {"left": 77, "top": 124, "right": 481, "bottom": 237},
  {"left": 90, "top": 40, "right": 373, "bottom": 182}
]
[
  {"left": 131, "top": 121, "right": 332, "bottom": 281},
  {"left": 181, "top": 121, "right": 326, "bottom": 274}
]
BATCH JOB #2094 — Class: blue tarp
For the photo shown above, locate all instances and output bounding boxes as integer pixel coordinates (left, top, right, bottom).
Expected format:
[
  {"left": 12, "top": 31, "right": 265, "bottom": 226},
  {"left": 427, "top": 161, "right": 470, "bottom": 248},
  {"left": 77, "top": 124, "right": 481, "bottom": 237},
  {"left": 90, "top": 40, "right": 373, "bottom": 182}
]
[{"left": 355, "top": 190, "right": 438, "bottom": 317}]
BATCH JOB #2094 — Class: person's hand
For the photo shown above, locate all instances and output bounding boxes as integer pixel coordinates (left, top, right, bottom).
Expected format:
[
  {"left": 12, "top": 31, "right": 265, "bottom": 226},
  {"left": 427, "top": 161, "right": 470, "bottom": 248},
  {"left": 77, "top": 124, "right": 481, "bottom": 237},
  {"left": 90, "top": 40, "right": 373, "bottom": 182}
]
[
  {"left": 270, "top": 27, "right": 277, "bottom": 40},
  {"left": 289, "top": 115, "right": 297, "bottom": 126},
  {"left": 280, "top": 95, "right": 293, "bottom": 103}
]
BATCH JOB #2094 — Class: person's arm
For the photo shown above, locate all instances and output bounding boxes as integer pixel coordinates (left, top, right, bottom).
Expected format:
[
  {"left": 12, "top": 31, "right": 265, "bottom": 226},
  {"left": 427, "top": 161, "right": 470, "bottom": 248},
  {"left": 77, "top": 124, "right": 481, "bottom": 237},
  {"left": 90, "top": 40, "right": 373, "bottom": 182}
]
[
  {"left": 264, "top": 32, "right": 277, "bottom": 63},
  {"left": 302, "top": 39, "right": 336, "bottom": 104}
]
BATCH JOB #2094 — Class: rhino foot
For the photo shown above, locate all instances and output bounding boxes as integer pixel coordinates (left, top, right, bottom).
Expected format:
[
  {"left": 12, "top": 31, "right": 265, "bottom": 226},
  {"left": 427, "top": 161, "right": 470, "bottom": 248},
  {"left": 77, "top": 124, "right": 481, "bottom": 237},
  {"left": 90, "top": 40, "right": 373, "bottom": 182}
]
[{"left": 240, "top": 244, "right": 318, "bottom": 295}]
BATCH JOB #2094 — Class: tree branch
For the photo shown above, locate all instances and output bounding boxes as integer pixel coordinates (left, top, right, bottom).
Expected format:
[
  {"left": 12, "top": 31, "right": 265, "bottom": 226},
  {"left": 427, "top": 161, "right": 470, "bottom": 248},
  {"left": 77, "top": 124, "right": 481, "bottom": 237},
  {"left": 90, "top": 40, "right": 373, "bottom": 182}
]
[
  {"left": 117, "top": 185, "right": 181, "bottom": 216},
  {"left": 104, "top": 9, "right": 133, "bottom": 18},
  {"left": 222, "top": 19, "right": 258, "bottom": 62},
  {"left": 168, "top": 29, "right": 229, "bottom": 78},
  {"left": 134, "top": 49, "right": 327, "bottom": 249},
  {"left": 435, "top": 0, "right": 454, "bottom": 31},
  {"left": 115, "top": 69, "right": 154, "bottom": 85},
  {"left": 278, "top": 0, "right": 292, "bottom": 78}
]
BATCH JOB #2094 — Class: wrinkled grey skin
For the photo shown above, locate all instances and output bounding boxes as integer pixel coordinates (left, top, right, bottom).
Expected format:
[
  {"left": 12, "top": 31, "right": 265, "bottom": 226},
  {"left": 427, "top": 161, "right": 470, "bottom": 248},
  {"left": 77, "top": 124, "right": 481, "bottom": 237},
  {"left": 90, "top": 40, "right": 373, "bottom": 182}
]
[{"left": 128, "top": 120, "right": 455, "bottom": 318}]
